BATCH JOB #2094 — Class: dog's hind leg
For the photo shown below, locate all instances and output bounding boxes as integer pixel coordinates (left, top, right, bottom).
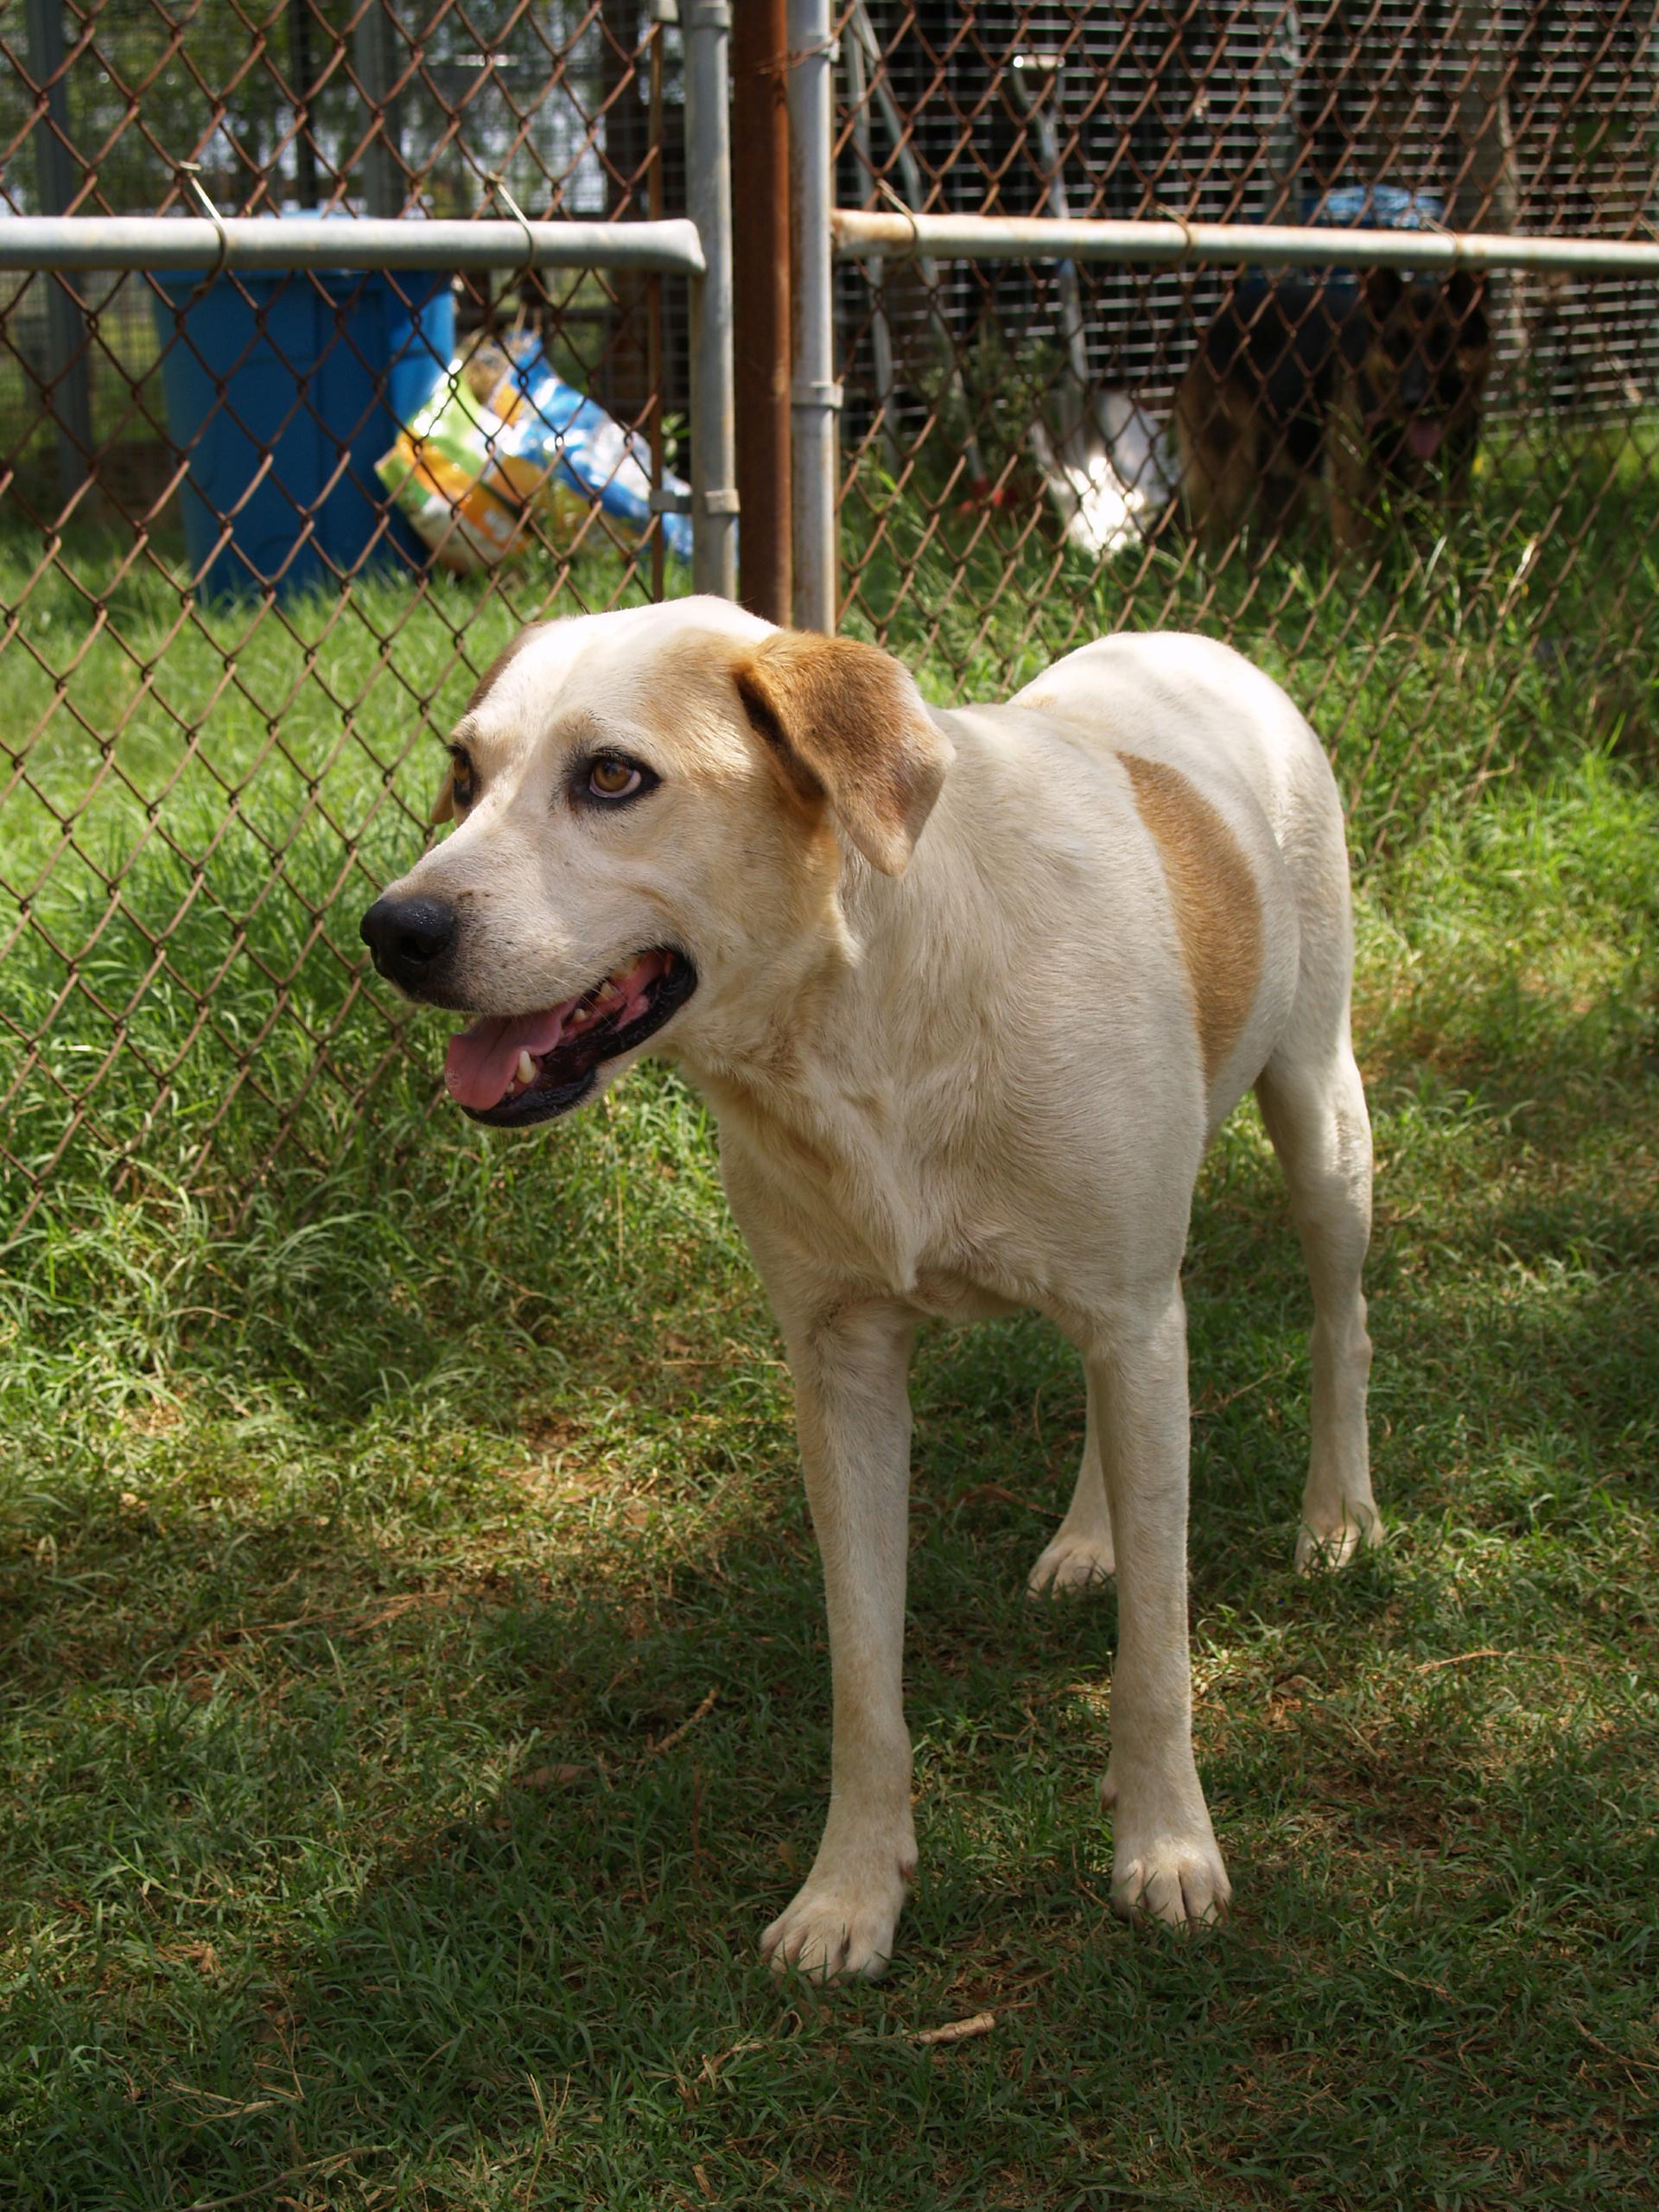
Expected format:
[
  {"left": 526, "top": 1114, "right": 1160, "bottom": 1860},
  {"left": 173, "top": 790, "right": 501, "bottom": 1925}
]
[
  {"left": 1089, "top": 1285, "right": 1230, "bottom": 1924},
  {"left": 1027, "top": 1370, "right": 1116, "bottom": 1594},
  {"left": 1255, "top": 1021, "right": 1380, "bottom": 1571}
]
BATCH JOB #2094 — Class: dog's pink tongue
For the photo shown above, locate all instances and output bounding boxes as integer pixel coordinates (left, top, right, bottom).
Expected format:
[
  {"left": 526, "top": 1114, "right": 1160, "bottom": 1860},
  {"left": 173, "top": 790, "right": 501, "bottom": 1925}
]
[
  {"left": 1407, "top": 417, "right": 1446, "bottom": 460},
  {"left": 444, "top": 1007, "right": 569, "bottom": 1111}
]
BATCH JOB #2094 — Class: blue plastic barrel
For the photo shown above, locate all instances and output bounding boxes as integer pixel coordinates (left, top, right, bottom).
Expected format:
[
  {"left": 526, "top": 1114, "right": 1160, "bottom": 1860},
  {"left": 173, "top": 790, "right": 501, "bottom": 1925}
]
[{"left": 152, "top": 257, "right": 454, "bottom": 599}]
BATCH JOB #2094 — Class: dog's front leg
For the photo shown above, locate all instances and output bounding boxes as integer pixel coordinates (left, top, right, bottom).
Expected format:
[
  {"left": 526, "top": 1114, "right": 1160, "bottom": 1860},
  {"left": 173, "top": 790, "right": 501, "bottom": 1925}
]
[
  {"left": 762, "top": 1299, "right": 918, "bottom": 1982},
  {"left": 1325, "top": 404, "right": 1374, "bottom": 560},
  {"left": 1091, "top": 1287, "right": 1231, "bottom": 1927}
]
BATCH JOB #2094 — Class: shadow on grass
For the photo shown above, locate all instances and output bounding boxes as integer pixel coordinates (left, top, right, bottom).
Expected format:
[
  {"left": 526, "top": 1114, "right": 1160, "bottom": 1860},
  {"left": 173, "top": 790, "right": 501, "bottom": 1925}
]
[{"left": 7, "top": 1420, "right": 1656, "bottom": 2209}]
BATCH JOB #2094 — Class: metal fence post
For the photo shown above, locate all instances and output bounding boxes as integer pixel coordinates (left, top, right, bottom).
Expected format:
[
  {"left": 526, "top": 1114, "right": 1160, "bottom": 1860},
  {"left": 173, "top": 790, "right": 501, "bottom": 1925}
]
[
  {"left": 787, "top": 0, "right": 837, "bottom": 631},
  {"left": 24, "top": 0, "right": 92, "bottom": 505},
  {"left": 684, "top": 0, "right": 739, "bottom": 599},
  {"left": 733, "top": 0, "right": 792, "bottom": 624},
  {"left": 289, "top": 0, "right": 321, "bottom": 207},
  {"left": 352, "top": 0, "right": 405, "bottom": 218}
]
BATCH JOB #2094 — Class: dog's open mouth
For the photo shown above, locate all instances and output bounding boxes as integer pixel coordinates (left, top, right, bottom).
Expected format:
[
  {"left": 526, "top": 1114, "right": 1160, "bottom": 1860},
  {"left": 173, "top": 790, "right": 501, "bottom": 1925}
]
[{"left": 443, "top": 946, "right": 696, "bottom": 1128}]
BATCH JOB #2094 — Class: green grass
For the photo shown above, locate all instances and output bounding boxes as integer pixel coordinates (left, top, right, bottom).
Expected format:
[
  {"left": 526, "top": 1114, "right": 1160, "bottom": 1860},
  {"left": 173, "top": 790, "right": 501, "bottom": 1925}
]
[{"left": 2, "top": 475, "right": 1657, "bottom": 2207}]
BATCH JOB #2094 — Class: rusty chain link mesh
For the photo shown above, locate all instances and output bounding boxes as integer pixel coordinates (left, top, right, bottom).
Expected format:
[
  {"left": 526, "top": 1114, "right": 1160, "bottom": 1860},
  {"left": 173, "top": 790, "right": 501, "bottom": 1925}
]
[
  {"left": 836, "top": 2, "right": 1659, "bottom": 844},
  {"left": 5, "top": 4, "right": 1656, "bottom": 1245},
  {"left": 0, "top": 1, "right": 690, "bottom": 1241}
]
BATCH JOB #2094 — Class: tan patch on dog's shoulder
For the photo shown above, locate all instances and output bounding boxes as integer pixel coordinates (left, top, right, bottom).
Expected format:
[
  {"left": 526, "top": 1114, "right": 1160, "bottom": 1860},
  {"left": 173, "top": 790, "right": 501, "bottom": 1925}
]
[
  {"left": 465, "top": 624, "right": 545, "bottom": 717},
  {"left": 1121, "top": 753, "right": 1262, "bottom": 1084}
]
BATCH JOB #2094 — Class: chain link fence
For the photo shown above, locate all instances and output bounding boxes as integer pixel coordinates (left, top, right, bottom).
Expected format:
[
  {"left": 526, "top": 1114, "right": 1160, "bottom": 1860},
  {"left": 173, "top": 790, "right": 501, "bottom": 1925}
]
[
  {"left": 3, "top": 1, "right": 1656, "bottom": 1243},
  {"left": 0, "top": 2, "right": 702, "bottom": 1240},
  {"left": 835, "top": 0, "right": 1659, "bottom": 841}
]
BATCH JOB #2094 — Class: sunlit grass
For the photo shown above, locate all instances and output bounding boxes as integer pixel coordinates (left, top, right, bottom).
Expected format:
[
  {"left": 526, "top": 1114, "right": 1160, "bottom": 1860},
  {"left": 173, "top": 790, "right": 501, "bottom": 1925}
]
[{"left": 1, "top": 482, "right": 1656, "bottom": 2206}]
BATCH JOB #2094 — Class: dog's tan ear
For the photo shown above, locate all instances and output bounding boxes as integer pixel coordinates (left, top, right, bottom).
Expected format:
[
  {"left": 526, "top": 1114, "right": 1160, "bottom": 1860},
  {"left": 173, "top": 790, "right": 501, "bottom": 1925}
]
[
  {"left": 430, "top": 770, "right": 455, "bottom": 826},
  {"left": 733, "top": 631, "right": 953, "bottom": 876}
]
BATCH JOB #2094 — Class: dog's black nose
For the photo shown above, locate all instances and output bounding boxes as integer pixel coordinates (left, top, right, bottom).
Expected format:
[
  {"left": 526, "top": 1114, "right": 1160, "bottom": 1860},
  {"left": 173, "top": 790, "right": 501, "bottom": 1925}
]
[{"left": 360, "top": 894, "right": 457, "bottom": 990}]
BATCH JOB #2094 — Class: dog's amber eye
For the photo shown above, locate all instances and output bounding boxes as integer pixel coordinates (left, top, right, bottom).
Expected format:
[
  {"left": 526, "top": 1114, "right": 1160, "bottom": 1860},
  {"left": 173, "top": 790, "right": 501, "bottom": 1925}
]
[{"left": 588, "top": 755, "right": 644, "bottom": 800}]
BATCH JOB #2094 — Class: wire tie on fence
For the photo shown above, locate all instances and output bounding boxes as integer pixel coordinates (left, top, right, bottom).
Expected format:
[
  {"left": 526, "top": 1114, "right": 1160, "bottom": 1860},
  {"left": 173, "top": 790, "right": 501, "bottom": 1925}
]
[
  {"left": 1153, "top": 203, "right": 1198, "bottom": 269},
  {"left": 485, "top": 173, "right": 536, "bottom": 272},
  {"left": 787, "top": 35, "right": 841, "bottom": 68},
  {"left": 176, "top": 162, "right": 230, "bottom": 278},
  {"left": 1417, "top": 207, "right": 1464, "bottom": 277},
  {"left": 875, "top": 177, "right": 921, "bottom": 255}
]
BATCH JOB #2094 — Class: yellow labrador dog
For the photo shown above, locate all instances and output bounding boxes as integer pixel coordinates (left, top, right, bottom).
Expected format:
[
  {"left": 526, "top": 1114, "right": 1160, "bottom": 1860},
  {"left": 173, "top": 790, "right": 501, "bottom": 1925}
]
[{"left": 360, "top": 597, "right": 1379, "bottom": 1980}]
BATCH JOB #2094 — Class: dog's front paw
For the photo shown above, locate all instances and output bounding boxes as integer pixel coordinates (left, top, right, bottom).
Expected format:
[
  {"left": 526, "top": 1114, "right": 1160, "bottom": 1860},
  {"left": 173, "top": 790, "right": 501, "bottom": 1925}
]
[
  {"left": 1027, "top": 1527, "right": 1116, "bottom": 1596},
  {"left": 760, "top": 1858, "right": 912, "bottom": 1982},
  {"left": 1109, "top": 1830, "right": 1231, "bottom": 1928},
  {"left": 1294, "top": 1502, "right": 1383, "bottom": 1574}
]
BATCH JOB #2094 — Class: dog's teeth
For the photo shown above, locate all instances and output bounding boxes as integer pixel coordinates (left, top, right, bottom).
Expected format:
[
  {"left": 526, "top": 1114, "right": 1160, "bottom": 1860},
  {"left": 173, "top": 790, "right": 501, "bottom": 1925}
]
[{"left": 516, "top": 1050, "right": 535, "bottom": 1086}]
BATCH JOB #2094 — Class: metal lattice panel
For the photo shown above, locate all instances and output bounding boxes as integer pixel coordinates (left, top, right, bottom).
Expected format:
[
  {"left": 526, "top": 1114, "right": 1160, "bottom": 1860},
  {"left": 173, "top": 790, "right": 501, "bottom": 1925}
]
[{"left": 836, "top": 1, "right": 1659, "bottom": 842}]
